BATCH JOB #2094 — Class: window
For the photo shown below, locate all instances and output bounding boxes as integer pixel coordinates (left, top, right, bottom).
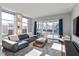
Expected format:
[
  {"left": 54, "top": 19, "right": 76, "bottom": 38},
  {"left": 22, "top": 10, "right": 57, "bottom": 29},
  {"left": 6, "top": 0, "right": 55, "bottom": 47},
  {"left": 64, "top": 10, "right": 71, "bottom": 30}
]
[
  {"left": 2, "top": 12, "right": 15, "bottom": 36},
  {"left": 36, "top": 21, "right": 59, "bottom": 38},
  {"left": 2, "top": 12, "right": 14, "bottom": 21},
  {"left": 22, "top": 17, "right": 28, "bottom": 33}
]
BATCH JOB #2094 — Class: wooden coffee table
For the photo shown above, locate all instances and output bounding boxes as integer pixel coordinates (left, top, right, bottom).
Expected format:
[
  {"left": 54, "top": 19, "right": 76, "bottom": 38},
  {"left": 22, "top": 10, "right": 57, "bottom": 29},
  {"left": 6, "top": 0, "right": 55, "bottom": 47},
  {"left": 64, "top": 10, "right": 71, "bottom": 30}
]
[{"left": 33, "top": 38, "right": 47, "bottom": 48}]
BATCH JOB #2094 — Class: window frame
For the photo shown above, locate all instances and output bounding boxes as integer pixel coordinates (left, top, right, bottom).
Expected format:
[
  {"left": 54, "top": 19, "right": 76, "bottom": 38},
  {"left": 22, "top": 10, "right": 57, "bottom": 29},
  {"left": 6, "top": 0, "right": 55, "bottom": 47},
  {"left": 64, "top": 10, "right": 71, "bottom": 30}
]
[
  {"left": 2, "top": 11, "right": 15, "bottom": 36},
  {"left": 22, "top": 16, "right": 28, "bottom": 33}
]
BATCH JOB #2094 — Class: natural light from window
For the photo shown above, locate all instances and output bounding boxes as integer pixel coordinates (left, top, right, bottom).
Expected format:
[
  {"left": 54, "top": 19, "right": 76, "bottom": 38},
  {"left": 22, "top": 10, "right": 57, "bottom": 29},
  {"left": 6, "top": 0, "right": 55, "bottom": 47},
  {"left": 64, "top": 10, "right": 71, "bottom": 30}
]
[
  {"left": 2, "top": 12, "right": 14, "bottom": 21},
  {"left": 2, "top": 12, "right": 15, "bottom": 36},
  {"left": 22, "top": 17, "right": 28, "bottom": 33}
]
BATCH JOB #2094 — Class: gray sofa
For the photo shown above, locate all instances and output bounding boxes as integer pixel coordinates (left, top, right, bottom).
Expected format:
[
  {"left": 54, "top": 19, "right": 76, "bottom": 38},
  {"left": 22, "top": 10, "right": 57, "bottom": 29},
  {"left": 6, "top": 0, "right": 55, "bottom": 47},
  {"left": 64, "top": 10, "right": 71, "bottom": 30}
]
[{"left": 2, "top": 34, "right": 37, "bottom": 52}]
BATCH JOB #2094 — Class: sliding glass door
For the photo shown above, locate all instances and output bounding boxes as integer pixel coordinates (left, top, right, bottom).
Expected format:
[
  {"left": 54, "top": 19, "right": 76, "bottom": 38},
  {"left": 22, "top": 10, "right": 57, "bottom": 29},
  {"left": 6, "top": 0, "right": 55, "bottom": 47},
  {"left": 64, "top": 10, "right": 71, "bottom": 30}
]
[
  {"left": 36, "top": 20, "right": 59, "bottom": 39},
  {"left": 46, "top": 22, "right": 53, "bottom": 38},
  {"left": 53, "top": 21, "right": 59, "bottom": 39}
]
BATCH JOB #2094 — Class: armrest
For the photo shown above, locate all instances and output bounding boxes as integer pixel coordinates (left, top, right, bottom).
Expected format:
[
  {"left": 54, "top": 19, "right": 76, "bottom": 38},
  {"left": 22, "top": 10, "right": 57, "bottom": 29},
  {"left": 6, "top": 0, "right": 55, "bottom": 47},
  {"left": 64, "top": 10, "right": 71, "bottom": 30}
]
[{"left": 2, "top": 39, "right": 18, "bottom": 52}]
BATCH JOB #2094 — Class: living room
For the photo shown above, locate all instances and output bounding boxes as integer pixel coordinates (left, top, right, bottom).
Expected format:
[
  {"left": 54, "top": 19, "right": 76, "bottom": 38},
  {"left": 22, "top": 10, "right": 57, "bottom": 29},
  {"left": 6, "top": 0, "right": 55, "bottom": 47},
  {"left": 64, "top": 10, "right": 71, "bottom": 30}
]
[{"left": 0, "top": 3, "right": 79, "bottom": 56}]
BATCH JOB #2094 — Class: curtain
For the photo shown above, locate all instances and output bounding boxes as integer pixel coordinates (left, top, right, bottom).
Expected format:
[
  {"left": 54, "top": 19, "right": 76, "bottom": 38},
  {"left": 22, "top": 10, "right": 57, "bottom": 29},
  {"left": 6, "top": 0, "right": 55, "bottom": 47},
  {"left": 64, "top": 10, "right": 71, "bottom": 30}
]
[
  {"left": 59, "top": 19, "right": 63, "bottom": 38},
  {"left": 76, "top": 17, "right": 79, "bottom": 36},
  {"left": 34, "top": 21, "right": 37, "bottom": 35}
]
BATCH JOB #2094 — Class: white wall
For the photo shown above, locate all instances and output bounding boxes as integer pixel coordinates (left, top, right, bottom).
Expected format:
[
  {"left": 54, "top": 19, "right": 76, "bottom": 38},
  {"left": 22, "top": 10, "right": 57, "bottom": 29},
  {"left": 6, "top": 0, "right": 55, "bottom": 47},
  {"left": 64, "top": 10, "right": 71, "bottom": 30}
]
[
  {"left": 32, "top": 13, "right": 72, "bottom": 36},
  {"left": 0, "top": 7, "right": 2, "bottom": 45},
  {"left": 72, "top": 4, "right": 79, "bottom": 44}
]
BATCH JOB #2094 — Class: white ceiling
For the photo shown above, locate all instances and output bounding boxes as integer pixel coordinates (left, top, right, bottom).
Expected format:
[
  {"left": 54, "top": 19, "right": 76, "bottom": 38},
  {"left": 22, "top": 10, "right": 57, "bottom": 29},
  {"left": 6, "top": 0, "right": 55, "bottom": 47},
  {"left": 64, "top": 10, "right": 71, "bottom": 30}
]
[{"left": 0, "top": 3, "right": 75, "bottom": 18}]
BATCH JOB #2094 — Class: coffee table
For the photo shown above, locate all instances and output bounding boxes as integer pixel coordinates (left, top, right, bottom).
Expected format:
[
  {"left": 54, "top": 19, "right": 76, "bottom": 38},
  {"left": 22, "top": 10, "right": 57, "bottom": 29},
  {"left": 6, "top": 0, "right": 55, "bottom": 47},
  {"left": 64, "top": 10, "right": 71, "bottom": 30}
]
[{"left": 33, "top": 38, "right": 47, "bottom": 48}]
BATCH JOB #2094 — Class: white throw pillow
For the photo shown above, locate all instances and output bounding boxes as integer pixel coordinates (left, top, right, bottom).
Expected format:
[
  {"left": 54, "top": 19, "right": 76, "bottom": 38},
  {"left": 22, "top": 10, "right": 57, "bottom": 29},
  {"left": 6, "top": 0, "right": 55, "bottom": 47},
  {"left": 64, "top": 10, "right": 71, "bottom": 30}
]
[
  {"left": 3, "top": 36, "right": 9, "bottom": 40},
  {"left": 8, "top": 35, "right": 19, "bottom": 41}
]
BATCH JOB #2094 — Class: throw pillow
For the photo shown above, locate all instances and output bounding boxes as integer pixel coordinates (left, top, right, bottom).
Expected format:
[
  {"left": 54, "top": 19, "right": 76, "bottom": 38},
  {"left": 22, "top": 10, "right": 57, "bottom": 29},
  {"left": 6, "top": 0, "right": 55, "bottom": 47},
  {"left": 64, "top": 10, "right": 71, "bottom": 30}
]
[{"left": 8, "top": 35, "right": 19, "bottom": 41}]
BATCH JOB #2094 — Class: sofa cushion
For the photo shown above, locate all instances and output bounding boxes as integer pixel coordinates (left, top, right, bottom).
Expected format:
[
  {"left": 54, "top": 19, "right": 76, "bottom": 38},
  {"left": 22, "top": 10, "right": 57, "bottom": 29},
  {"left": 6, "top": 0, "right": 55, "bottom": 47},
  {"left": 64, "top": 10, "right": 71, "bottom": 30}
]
[
  {"left": 8, "top": 35, "right": 19, "bottom": 41},
  {"left": 25, "top": 36, "right": 37, "bottom": 43},
  {"left": 3, "top": 36, "right": 9, "bottom": 40},
  {"left": 18, "top": 40, "right": 29, "bottom": 49},
  {"left": 18, "top": 34, "right": 29, "bottom": 40}
]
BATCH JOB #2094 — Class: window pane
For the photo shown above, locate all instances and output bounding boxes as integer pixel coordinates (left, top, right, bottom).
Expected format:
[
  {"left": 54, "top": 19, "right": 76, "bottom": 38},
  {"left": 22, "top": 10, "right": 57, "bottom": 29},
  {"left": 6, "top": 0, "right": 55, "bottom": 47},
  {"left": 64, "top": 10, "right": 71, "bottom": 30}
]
[
  {"left": 2, "top": 12, "right": 14, "bottom": 21},
  {"left": 47, "top": 22, "right": 53, "bottom": 30},
  {"left": 2, "top": 20, "right": 14, "bottom": 36},
  {"left": 22, "top": 17, "right": 28, "bottom": 23},
  {"left": 22, "top": 23, "right": 28, "bottom": 33},
  {"left": 54, "top": 21, "right": 59, "bottom": 34}
]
